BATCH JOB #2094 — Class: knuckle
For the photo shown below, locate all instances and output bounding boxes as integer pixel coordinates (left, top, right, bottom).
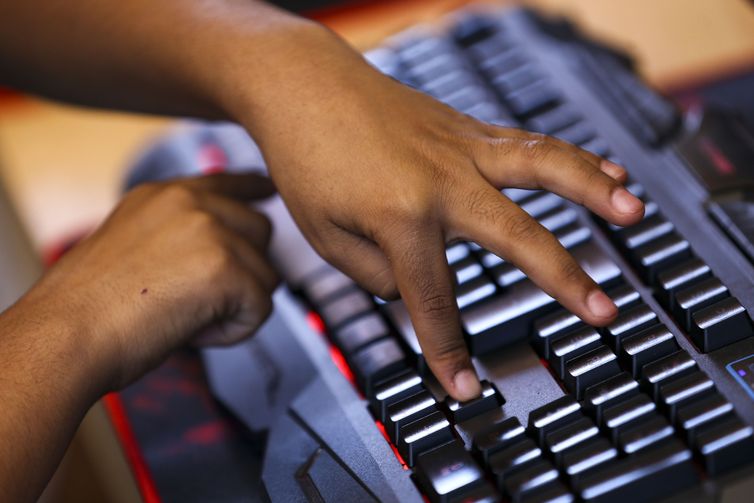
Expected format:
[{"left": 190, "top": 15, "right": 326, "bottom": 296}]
[
  {"left": 465, "top": 188, "right": 508, "bottom": 223},
  {"left": 501, "top": 211, "right": 536, "bottom": 243},
  {"left": 418, "top": 291, "right": 457, "bottom": 320},
  {"left": 160, "top": 183, "right": 198, "bottom": 208},
  {"left": 558, "top": 255, "right": 588, "bottom": 285},
  {"left": 518, "top": 137, "right": 554, "bottom": 165}
]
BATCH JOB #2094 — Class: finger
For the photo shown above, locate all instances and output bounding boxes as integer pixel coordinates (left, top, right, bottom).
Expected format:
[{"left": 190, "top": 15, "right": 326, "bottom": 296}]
[
  {"left": 180, "top": 172, "right": 277, "bottom": 201},
  {"left": 198, "top": 192, "right": 273, "bottom": 250},
  {"left": 474, "top": 134, "right": 643, "bottom": 226},
  {"left": 491, "top": 126, "right": 628, "bottom": 182},
  {"left": 192, "top": 279, "right": 273, "bottom": 347},
  {"left": 221, "top": 231, "right": 280, "bottom": 293},
  {"left": 384, "top": 226, "right": 481, "bottom": 401},
  {"left": 321, "top": 226, "right": 399, "bottom": 300},
  {"left": 448, "top": 184, "right": 617, "bottom": 326}
]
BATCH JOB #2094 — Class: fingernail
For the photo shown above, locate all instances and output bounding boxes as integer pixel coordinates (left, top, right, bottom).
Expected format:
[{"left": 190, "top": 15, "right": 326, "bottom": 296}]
[
  {"left": 453, "top": 369, "right": 482, "bottom": 401},
  {"left": 600, "top": 160, "right": 625, "bottom": 180},
  {"left": 587, "top": 290, "right": 617, "bottom": 319},
  {"left": 611, "top": 187, "right": 643, "bottom": 214}
]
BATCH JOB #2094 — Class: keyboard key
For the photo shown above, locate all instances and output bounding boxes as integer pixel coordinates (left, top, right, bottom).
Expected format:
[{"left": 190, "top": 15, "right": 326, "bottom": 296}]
[
  {"left": 302, "top": 267, "right": 355, "bottom": 306},
  {"left": 582, "top": 372, "right": 639, "bottom": 424},
  {"left": 632, "top": 233, "right": 691, "bottom": 282},
  {"left": 561, "top": 437, "right": 617, "bottom": 480},
  {"left": 655, "top": 258, "right": 711, "bottom": 309},
  {"left": 414, "top": 440, "right": 490, "bottom": 503},
  {"left": 385, "top": 389, "right": 438, "bottom": 442},
  {"left": 472, "top": 417, "right": 526, "bottom": 463},
  {"left": 383, "top": 300, "right": 427, "bottom": 373},
  {"left": 563, "top": 345, "right": 622, "bottom": 399},
  {"left": 462, "top": 241, "right": 621, "bottom": 354},
  {"left": 520, "top": 192, "right": 564, "bottom": 219},
  {"left": 320, "top": 290, "right": 373, "bottom": 328},
  {"left": 553, "top": 121, "right": 594, "bottom": 146},
  {"left": 452, "top": 256, "right": 484, "bottom": 284},
  {"left": 525, "top": 104, "right": 580, "bottom": 133},
  {"left": 693, "top": 415, "right": 754, "bottom": 476},
  {"left": 397, "top": 411, "right": 455, "bottom": 467},
  {"left": 675, "top": 392, "right": 734, "bottom": 442},
  {"left": 580, "top": 137, "right": 610, "bottom": 157},
  {"left": 549, "top": 327, "right": 602, "bottom": 378},
  {"left": 445, "top": 380, "right": 504, "bottom": 423},
  {"left": 528, "top": 396, "right": 582, "bottom": 446},
  {"left": 672, "top": 277, "right": 729, "bottom": 330},
  {"left": 689, "top": 296, "right": 754, "bottom": 352},
  {"left": 617, "top": 215, "right": 674, "bottom": 250},
  {"left": 538, "top": 206, "right": 579, "bottom": 233},
  {"left": 350, "top": 338, "right": 407, "bottom": 395},
  {"left": 641, "top": 350, "right": 697, "bottom": 400},
  {"left": 657, "top": 370, "right": 715, "bottom": 421},
  {"left": 490, "top": 64, "right": 542, "bottom": 94},
  {"left": 446, "top": 242, "right": 471, "bottom": 264},
  {"left": 502, "top": 459, "right": 559, "bottom": 501},
  {"left": 487, "top": 437, "right": 543, "bottom": 483},
  {"left": 544, "top": 416, "right": 600, "bottom": 461},
  {"left": 370, "top": 370, "right": 424, "bottom": 422},
  {"left": 446, "top": 483, "right": 499, "bottom": 503},
  {"left": 602, "top": 394, "right": 656, "bottom": 441},
  {"left": 456, "top": 275, "right": 497, "bottom": 309},
  {"left": 491, "top": 262, "right": 527, "bottom": 288},
  {"left": 619, "top": 325, "right": 678, "bottom": 378},
  {"left": 333, "top": 313, "right": 390, "bottom": 354},
  {"left": 554, "top": 223, "right": 591, "bottom": 250},
  {"left": 617, "top": 414, "right": 674, "bottom": 454},
  {"left": 478, "top": 249, "right": 504, "bottom": 269},
  {"left": 505, "top": 80, "right": 561, "bottom": 116},
  {"left": 603, "top": 304, "right": 658, "bottom": 353},
  {"left": 574, "top": 440, "right": 697, "bottom": 503}
]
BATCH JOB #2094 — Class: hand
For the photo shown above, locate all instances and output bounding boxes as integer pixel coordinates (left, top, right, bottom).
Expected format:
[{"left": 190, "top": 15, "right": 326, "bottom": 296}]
[
  {"left": 20, "top": 174, "right": 278, "bottom": 390},
  {"left": 231, "top": 29, "right": 645, "bottom": 401}
]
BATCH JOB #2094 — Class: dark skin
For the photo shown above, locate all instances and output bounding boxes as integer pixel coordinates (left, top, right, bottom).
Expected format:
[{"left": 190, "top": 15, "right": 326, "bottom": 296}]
[{"left": 0, "top": 1, "right": 644, "bottom": 499}]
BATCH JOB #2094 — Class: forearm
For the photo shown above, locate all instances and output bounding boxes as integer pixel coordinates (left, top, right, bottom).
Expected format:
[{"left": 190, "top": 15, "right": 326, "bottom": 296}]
[
  {"left": 0, "top": 0, "right": 334, "bottom": 120},
  {"left": 0, "top": 294, "right": 104, "bottom": 502}
]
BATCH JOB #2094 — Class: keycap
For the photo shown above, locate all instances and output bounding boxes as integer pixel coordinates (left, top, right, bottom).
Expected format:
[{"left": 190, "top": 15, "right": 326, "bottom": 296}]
[
  {"left": 397, "top": 410, "right": 455, "bottom": 467},
  {"left": 302, "top": 267, "right": 355, "bottom": 305},
  {"left": 487, "top": 437, "right": 543, "bottom": 483},
  {"left": 641, "top": 350, "right": 697, "bottom": 400},
  {"left": 544, "top": 416, "right": 600, "bottom": 461},
  {"left": 370, "top": 371, "right": 424, "bottom": 422},
  {"left": 655, "top": 258, "right": 711, "bottom": 309},
  {"left": 528, "top": 396, "right": 582, "bottom": 446},
  {"left": 672, "top": 277, "right": 729, "bottom": 331},
  {"left": 503, "top": 187, "right": 539, "bottom": 204},
  {"left": 554, "top": 121, "right": 594, "bottom": 146},
  {"left": 574, "top": 440, "right": 697, "bottom": 502},
  {"left": 518, "top": 483, "right": 574, "bottom": 503},
  {"left": 414, "top": 440, "right": 490, "bottom": 503},
  {"left": 602, "top": 394, "right": 656, "bottom": 441},
  {"left": 333, "top": 313, "right": 390, "bottom": 354},
  {"left": 505, "top": 80, "right": 561, "bottom": 116},
  {"left": 533, "top": 284, "right": 639, "bottom": 358},
  {"left": 445, "top": 380, "right": 504, "bottom": 423},
  {"left": 472, "top": 417, "right": 526, "bottom": 463},
  {"left": 456, "top": 275, "right": 497, "bottom": 309},
  {"left": 549, "top": 327, "right": 602, "bottom": 378},
  {"left": 385, "top": 389, "right": 438, "bottom": 442},
  {"left": 603, "top": 304, "right": 659, "bottom": 353},
  {"left": 693, "top": 415, "right": 754, "bottom": 475},
  {"left": 563, "top": 345, "right": 622, "bottom": 399},
  {"left": 490, "top": 64, "right": 541, "bottom": 94},
  {"left": 538, "top": 206, "right": 579, "bottom": 233},
  {"left": 617, "top": 215, "right": 674, "bottom": 250},
  {"left": 479, "top": 249, "right": 504, "bottom": 269},
  {"left": 491, "top": 262, "right": 527, "bottom": 288},
  {"left": 446, "top": 483, "right": 499, "bottom": 503},
  {"left": 453, "top": 256, "right": 484, "bottom": 284},
  {"left": 632, "top": 233, "right": 691, "bottom": 282},
  {"left": 617, "top": 414, "right": 674, "bottom": 454},
  {"left": 350, "top": 338, "right": 407, "bottom": 395},
  {"left": 446, "top": 242, "right": 471, "bottom": 264},
  {"left": 383, "top": 301, "right": 427, "bottom": 373},
  {"left": 525, "top": 104, "right": 580, "bottom": 134},
  {"left": 520, "top": 192, "right": 564, "bottom": 219},
  {"left": 582, "top": 372, "right": 639, "bottom": 424},
  {"left": 580, "top": 137, "right": 610, "bottom": 157},
  {"left": 675, "top": 392, "right": 734, "bottom": 442},
  {"left": 561, "top": 438, "right": 617, "bottom": 480},
  {"left": 320, "top": 290, "right": 373, "bottom": 328},
  {"left": 502, "top": 459, "right": 559, "bottom": 501},
  {"left": 554, "top": 224, "right": 591, "bottom": 250},
  {"left": 619, "top": 325, "right": 678, "bottom": 378},
  {"left": 657, "top": 371, "right": 714, "bottom": 421},
  {"left": 690, "top": 296, "right": 754, "bottom": 352},
  {"left": 462, "top": 241, "right": 621, "bottom": 354}
]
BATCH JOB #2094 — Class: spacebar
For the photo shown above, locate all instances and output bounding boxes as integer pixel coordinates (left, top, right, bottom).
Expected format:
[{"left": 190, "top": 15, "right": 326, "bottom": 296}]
[{"left": 461, "top": 240, "right": 621, "bottom": 355}]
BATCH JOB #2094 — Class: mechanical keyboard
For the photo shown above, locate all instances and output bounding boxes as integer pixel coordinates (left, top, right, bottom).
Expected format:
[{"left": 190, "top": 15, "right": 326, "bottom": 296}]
[{"left": 127, "top": 7, "right": 754, "bottom": 502}]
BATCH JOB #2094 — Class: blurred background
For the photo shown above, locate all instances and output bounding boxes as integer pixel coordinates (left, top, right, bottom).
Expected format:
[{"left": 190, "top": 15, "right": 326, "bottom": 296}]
[{"left": 1, "top": 0, "right": 752, "bottom": 501}]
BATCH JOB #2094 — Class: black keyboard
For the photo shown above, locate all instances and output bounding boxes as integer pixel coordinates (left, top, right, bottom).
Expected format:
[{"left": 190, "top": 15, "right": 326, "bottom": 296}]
[{"left": 129, "top": 6, "right": 754, "bottom": 503}]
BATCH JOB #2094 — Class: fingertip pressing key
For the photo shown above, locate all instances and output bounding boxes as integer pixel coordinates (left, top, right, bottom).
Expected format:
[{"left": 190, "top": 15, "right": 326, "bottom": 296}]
[
  {"left": 611, "top": 187, "right": 644, "bottom": 215},
  {"left": 453, "top": 368, "right": 483, "bottom": 401},
  {"left": 587, "top": 289, "right": 618, "bottom": 322}
]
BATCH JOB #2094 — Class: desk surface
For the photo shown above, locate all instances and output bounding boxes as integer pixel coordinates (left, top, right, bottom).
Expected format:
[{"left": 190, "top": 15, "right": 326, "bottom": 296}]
[{"left": 1, "top": 0, "right": 753, "bottom": 248}]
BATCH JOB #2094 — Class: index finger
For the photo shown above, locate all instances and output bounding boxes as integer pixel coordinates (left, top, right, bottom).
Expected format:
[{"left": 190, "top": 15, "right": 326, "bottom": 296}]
[{"left": 384, "top": 225, "right": 482, "bottom": 401}]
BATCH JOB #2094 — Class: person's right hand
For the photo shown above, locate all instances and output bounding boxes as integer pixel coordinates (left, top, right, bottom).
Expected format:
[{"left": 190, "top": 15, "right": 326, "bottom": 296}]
[
  {"left": 18, "top": 173, "right": 278, "bottom": 391},
  {"left": 225, "top": 26, "right": 646, "bottom": 402}
]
